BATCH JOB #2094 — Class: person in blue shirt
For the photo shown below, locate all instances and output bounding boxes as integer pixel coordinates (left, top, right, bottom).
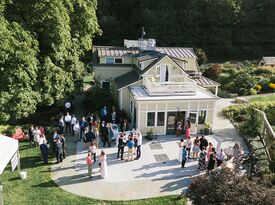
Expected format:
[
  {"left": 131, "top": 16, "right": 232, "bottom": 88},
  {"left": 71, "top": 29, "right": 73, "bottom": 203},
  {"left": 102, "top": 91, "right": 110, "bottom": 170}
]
[
  {"left": 100, "top": 106, "right": 108, "bottom": 120},
  {"left": 80, "top": 117, "right": 88, "bottom": 139},
  {"left": 182, "top": 146, "right": 188, "bottom": 168},
  {"left": 127, "top": 137, "right": 134, "bottom": 161}
]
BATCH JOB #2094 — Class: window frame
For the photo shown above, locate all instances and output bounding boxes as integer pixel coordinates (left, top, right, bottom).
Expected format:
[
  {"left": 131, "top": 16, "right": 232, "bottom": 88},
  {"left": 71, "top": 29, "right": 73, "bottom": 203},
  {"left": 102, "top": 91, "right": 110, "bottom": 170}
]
[
  {"left": 198, "top": 110, "right": 207, "bottom": 125},
  {"left": 157, "top": 112, "right": 165, "bottom": 126},
  {"left": 146, "top": 112, "right": 155, "bottom": 127}
]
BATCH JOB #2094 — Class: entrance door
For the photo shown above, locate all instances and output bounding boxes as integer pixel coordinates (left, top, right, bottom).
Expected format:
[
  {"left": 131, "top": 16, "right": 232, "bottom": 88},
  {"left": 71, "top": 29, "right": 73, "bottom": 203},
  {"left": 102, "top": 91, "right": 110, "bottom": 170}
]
[
  {"left": 188, "top": 112, "right": 198, "bottom": 134},
  {"left": 166, "top": 112, "right": 177, "bottom": 135}
]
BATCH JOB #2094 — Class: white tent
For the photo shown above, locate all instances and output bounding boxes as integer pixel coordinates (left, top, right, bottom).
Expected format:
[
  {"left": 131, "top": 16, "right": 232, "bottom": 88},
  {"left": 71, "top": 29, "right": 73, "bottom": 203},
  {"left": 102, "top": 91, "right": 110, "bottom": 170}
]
[{"left": 0, "top": 135, "right": 19, "bottom": 174}]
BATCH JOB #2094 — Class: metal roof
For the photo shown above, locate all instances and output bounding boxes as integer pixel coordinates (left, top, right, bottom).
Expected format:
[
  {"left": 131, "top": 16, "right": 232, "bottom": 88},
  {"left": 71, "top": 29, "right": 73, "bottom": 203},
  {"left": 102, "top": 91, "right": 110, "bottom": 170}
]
[
  {"left": 192, "top": 76, "right": 221, "bottom": 87},
  {"left": 262, "top": 57, "right": 275, "bottom": 65},
  {"left": 93, "top": 46, "right": 196, "bottom": 59},
  {"left": 114, "top": 70, "right": 140, "bottom": 89}
]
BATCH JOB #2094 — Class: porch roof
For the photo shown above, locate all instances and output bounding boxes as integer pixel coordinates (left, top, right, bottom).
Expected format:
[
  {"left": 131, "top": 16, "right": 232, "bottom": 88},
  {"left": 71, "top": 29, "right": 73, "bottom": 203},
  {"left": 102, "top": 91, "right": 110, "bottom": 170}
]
[
  {"left": 193, "top": 76, "right": 221, "bottom": 87},
  {"left": 129, "top": 86, "right": 218, "bottom": 101},
  {"left": 115, "top": 70, "right": 140, "bottom": 89}
]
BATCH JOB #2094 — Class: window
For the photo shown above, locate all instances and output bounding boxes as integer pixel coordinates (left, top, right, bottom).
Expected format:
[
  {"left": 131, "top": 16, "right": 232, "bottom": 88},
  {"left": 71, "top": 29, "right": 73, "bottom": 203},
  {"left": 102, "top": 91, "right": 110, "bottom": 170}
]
[
  {"left": 106, "top": 57, "right": 114, "bottom": 64},
  {"left": 198, "top": 110, "right": 206, "bottom": 124},
  {"left": 147, "top": 112, "right": 155, "bottom": 127},
  {"left": 157, "top": 112, "right": 165, "bottom": 126},
  {"left": 160, "top": 65, "right": 169, "bottom": 82},
  {"left": 115, "top": 58, "right": 123, "bottom": 64},
  {"left": 102, "top": 81, "right": 110, "bottom": 91}
]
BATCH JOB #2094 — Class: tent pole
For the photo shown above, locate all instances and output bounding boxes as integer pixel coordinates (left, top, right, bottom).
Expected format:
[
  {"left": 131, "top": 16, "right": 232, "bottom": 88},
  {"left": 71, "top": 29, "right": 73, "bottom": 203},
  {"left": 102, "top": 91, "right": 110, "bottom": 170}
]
[{"left": 17, "top": 150, "right": 21, "bottom": 174}]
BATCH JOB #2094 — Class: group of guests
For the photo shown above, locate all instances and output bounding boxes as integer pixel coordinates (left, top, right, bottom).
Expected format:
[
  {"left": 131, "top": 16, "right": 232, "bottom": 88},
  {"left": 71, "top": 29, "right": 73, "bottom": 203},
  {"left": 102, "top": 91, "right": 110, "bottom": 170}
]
[
  {"left": 85, "top": 130, "right": 143, "bottom": 179},
  {"left": 178, "top": 135, "right": 229, "bottom": 174}
]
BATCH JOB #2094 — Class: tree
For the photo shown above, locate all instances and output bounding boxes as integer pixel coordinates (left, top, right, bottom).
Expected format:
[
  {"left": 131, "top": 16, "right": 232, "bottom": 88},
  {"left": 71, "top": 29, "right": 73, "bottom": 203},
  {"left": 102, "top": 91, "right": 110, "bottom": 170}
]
[
  {"left": 203, "top": 64, "right": 222, "bottom": 80},
  {"left": 0, "top": 17, "right": 40, "bottom": 122},
  {"left": 188, "top": 168, "right": 275, "bottom": 205},
  {"left": 233, "top": 71, "right": 256, "bottom": 95},
  {"left": 239, "top": 108, "right": 262, "bottom": 138},
  {"left": 195, "top": 48, "right": 208, "bottom": 65}
]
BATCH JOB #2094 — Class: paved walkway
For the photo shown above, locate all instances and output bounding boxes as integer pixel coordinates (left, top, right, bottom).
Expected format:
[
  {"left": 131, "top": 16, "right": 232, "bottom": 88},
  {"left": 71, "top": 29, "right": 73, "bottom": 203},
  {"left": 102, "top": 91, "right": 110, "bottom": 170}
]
[{"left": 51, "top": 98, "right": 246, "bottom": 200}]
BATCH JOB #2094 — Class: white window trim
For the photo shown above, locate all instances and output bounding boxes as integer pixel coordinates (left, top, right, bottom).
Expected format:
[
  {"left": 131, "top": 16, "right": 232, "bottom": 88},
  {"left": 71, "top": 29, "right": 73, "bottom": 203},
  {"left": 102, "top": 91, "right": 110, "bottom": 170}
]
[
  {"left": 146, "top": 112, "right": 156, "bottom": 127},
  {"left": 100, "top": 80, "right": 110, "bottom": 89}
]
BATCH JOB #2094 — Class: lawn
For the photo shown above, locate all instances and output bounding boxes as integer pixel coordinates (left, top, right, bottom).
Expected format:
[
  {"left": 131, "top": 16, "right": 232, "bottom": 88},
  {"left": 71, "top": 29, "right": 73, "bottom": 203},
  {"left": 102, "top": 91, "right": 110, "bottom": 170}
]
[
  {"left": 249, "top": 95, "right": 275, "bottom": 103},
  {"left": 83, "top": 73, "right": 94, "bottom": 91},
  {"left": 1, "top": 141, "right": 186, "bottom": 205}
]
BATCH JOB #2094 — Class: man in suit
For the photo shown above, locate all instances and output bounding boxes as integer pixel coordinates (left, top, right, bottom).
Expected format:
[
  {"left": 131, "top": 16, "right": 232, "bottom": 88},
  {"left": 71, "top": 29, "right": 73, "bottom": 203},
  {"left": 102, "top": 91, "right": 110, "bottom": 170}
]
[
  {"left": 117, "top": 133, "right": 126, "bottom": 160},
  {"left": 79, "top": 117, "right": 88, "bottom": 140},
  {"left": 55, "top": 139, "right": 63, "bottom": 164},
  {"left": 40, "top": 140, "right": 49, "bottom": 164},
  {"left": 101, "top": 123, "right": 110, "bottom": 147}
]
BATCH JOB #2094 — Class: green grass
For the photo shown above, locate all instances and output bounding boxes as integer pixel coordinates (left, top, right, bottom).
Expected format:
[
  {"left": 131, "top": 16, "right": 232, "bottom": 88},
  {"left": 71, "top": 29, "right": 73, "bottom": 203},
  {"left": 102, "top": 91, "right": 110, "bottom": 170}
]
[
  {"left": 83, "top": 74, "right": 94, "bottom": 91},
  {"left": 1, "top": 141, "right": 186, "bottom": 205},
  {"left": 249, "top": 95, "right": 275, "bottom": 103}
]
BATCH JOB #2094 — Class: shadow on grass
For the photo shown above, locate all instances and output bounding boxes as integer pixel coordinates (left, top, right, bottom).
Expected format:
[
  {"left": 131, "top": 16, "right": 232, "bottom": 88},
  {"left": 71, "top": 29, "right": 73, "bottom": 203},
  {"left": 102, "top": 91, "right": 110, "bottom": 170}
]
[{"left": 32, "top": 180, "right": 58, "bottom": 188}]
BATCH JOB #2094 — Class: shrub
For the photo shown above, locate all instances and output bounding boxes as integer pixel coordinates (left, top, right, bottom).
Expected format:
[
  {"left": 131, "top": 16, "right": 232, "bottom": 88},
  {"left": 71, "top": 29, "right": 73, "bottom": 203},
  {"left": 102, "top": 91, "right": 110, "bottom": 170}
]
[
  {"left": 249, "top": 88, "right": 258, "bottom": 95},
  {"left": 217, "top": 88, "right": 231, "bottom": 98},
  {"left": 222, "top": 82, "right": 235, "bottom": 92},
  {"left": 270, "top": 76, "right": 275, "bottom": 83},
  {"left": 187, "top": 168, "right": 275, "bottom": 205},
  {"left": 217, "top": 73, "right": 231, "bottom": 85},
  {"left": 254, "top": 67, "right": 273, "bottom": 76},
  {"left": 233, "top": 72, "right": 256, "bottom": 95},
  {"left": 239, "top": 109, "right": 262, "bottom": 138},
  {"left": 255, "top": 84, "right": 262, "bottom": 91},
  {"left": 259, "top": 79, "right": 272, "bottom": 93},
  {"left": 269, "top": 83, "right": 275, "bottom": 90},
  {"left": 203, "top": 64, "right": 222, "bottom": 80}
]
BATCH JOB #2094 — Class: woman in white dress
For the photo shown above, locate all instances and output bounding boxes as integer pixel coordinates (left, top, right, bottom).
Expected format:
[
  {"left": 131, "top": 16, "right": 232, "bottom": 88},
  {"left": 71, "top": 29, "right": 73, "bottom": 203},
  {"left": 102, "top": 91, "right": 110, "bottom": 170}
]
[
  {"left": 33, "top": 127, "right": 41, "bottom": 148},
  {"left": 94, "top": 127, "right": 100, "bottom": 148},
  {"left": 178, "top": 139, "right": 184, "bottom": 163},
  {"left": 99, "top": 150, "right": 108, "bottom": 179}
]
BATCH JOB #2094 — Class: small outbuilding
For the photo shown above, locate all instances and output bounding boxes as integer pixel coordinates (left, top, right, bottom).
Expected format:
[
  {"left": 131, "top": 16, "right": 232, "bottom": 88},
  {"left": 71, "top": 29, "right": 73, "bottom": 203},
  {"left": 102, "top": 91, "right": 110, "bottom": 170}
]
[{"left": 258, "top": 57, "right": 275, "bottom": 68}]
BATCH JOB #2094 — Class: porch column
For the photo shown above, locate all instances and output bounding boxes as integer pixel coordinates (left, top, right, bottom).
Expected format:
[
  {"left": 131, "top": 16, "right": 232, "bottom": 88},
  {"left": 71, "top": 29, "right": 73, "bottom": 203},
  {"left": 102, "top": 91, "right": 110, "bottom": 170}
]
[{"left": 215, "top": 86, "right": 218, "bottom": 96}]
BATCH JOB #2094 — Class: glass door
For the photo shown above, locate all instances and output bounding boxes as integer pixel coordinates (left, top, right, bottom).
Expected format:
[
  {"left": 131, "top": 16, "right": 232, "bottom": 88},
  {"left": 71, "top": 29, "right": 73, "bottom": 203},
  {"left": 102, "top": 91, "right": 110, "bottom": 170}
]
[
  {"left": 188, "top": 112, "right": 198, "bottom": 134},
  {"left": 166, "top": 112, "right": 177, "bottom": 135}
]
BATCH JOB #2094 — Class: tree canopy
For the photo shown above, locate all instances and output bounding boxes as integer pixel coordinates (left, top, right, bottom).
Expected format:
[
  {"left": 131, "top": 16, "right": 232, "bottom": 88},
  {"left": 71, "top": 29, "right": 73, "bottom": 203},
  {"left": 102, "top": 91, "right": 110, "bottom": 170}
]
[
  {"left": 95, "top": 0, "right": 275, "bottom": 60},
  {"left": 0, "top": 0, "right": 101, "bottom": 122}
]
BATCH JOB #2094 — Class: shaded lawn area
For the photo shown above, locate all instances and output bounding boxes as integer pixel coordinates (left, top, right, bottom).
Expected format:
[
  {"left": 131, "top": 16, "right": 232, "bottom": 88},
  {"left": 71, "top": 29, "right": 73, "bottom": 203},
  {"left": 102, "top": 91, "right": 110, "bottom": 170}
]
[
  {"left": 1, "top": 141, "right": 186, "bottom": 205},
  {"left": 249, "top": 95, "right": 275, "bottom": 103}
]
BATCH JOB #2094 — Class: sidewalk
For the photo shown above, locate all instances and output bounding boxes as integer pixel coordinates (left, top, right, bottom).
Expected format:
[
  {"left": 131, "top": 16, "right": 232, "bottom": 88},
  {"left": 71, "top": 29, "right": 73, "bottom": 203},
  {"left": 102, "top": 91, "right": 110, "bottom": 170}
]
[{"left": 51, "top": 98, "right": 247, "bottom": 200}]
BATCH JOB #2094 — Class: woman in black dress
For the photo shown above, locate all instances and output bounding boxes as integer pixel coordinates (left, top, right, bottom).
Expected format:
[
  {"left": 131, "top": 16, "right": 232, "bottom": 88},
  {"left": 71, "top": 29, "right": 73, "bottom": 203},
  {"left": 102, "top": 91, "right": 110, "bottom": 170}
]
[{"left": 207, "top": 147, "right": 216, "bottom": 174}]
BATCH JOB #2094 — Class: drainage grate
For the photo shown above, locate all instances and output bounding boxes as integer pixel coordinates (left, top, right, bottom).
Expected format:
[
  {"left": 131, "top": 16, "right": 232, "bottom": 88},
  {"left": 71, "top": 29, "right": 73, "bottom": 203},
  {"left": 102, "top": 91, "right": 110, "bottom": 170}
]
[
  {"left": 149, "top": 143, "right": 163, "bottom": 150},
  {"left": 154, "top": 154, "right": 169, "bottom": 162}
]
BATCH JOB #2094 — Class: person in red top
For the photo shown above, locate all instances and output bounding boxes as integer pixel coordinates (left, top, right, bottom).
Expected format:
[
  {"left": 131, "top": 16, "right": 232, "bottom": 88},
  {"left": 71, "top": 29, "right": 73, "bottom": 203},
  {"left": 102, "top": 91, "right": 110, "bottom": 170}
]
[{"left": 86, "top": 152, "right": 94, "bottom": 179}]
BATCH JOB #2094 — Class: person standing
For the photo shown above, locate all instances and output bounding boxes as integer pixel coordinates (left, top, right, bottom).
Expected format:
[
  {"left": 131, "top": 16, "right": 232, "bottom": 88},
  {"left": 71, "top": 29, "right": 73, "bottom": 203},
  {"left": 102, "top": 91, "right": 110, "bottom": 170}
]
[
  {"left": 216, "top": 148, "right": 226, "bottom": 167},
  {"left": 89, "top": 141, "right": 97, "bottom": 163},
  {"left": 207, "top": 148, "right": 216, "bottom": 173},
  {"left": 86, "top": 152, "right": 94, "bottom": 179},
  {"left": 198, "top": 146, "right": 207, "bottom": 171},
  {"left": 58, "top": 116, "right": 65, "bottom": 135},
  {"left": 127, "top": 137, "right": 134, "bottom": 161},
  {"left": 94, "top": 127, "right": 100, "bottom": 148},
  {"left": 185, "top": 119, "right": 191, "bottom": 139},
  {"left": 99, "top": 150, "right": 108, "bottom": 179},
  {"left": 100, "top": 106, "right": 108, "bottom": 120},
  {"left": 60, "top": 134, "right": 66, "bottom": 159},
  {"left": 117, "top": 134, "right": 125, "bottom": 160},
  {"left": 111, "top": 110, "right": 116, "bottom": 124},
  {"left": 40, "top": 140, "right": 49, "bottom": 164},
  {"left": 207, "top": 142, "right": 214, "bottom": 161},
  {"left": 73, "top": 121, "right": 80, "bottom": 143},
  {"left": 64, "top": 112, "right": 72, "bottom": 134},
  {"left": 52, "top": 130, "right": 59, "bottom": 155},
  {"left": 28, "top": 125, "right": 35, "bottom": 147},
  {"left": 178, "top": 139, "right": 184, "bottom": 163},
  {"left": 80, "top": 117, "right": 88, "bottom": 140},
  {"left": 176, "top": 120, "right": 182, "bottom": 137},
  {"left": 185, "top": 138, "right": 192, "bottom": 158},
  {"left": 33, "top": 127, "right": 41, "bottom": 148},
  {"left": 55, "top": 139, "right": 63, "bottom": 164},
  {"left": 136, "top": 132, "right": 142, "bottom": 159},
  {"left": 192, "top": 136, "right": 200, "bottom": 159},
  {"left": 71, "top": 115, "right": 77, "bottom": 136},
  {"left": 199, "top": 136, "right": 208, "bottom": 151},
  {"left": 101, "top": 123, "right": 110, "bottom": 147},
  {"left": 181, "top": 146, "right": 188, "bottom": 168}
]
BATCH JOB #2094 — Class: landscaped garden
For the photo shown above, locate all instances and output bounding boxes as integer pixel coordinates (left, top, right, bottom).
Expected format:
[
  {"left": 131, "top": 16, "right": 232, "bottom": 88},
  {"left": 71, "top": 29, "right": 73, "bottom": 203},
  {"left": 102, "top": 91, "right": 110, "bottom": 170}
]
[
  {"left": 222, "top": 97, "right": 275, "bottom": 187},
  {"left": 201, "top": 62, "right": 275, "bottom": 98}
]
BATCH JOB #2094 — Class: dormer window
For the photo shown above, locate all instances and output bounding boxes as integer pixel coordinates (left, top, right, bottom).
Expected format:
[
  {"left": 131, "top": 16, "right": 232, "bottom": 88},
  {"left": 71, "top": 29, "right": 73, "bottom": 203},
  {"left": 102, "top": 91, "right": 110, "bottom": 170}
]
[
  {"left": 106, "top": 57, "right": 123, "bottom": 64},
  {"left": 160, "top": 64, "right": 170, "bottom": 83}
]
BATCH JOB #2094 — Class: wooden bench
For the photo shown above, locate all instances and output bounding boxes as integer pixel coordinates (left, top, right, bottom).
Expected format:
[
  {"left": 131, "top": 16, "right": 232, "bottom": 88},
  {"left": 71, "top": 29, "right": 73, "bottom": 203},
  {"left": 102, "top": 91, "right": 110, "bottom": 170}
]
[{"left": 11, "top": 128, "right": 26, "bottom": 141}]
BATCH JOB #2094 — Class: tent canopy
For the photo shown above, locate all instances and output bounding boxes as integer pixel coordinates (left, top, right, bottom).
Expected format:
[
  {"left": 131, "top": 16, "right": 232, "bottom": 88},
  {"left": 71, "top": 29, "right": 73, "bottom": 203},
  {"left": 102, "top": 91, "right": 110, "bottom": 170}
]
[{"left": 0, "top": 134, "right": 19, "bottom": 174}]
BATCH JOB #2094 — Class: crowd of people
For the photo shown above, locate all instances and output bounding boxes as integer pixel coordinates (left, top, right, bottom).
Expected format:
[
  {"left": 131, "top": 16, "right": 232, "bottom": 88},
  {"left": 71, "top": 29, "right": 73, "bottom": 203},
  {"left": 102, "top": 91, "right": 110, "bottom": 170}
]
[{"left": 178, "top": 135, "right": 243, "bottom": 174}]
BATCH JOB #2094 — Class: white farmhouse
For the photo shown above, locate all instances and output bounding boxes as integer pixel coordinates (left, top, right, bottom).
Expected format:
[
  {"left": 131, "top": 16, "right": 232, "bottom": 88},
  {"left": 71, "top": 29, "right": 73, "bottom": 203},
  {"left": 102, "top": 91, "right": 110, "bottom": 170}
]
[{"left": 92, "top": 39, "right": 220, "bottom": 135}]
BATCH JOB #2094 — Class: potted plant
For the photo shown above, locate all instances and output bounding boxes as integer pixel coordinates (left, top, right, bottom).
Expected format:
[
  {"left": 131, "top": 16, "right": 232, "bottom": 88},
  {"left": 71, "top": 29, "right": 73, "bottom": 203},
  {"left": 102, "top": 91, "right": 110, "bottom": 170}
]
[
  {"left": 204, "top": 122, "right": 212, "bottom": 135},
  {"left": 145, "top": 128, "right": 154, "bottom": 140}
]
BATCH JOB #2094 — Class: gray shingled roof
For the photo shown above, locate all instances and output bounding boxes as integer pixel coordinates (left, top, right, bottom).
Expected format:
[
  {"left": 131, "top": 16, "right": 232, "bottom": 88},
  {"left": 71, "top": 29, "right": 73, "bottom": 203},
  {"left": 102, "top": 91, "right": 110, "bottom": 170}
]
[
  {"left": 193, "top": 76, "right": 220, "bottom": 86},
  {"left": 93, "top": 46, "right": 196, "bottom": 59},
  {"left": 114, "top": 70, "right": 140, "bottom": 89},
  {"left": 263, "top": 57, "right": 275, "bottom": 65}
]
